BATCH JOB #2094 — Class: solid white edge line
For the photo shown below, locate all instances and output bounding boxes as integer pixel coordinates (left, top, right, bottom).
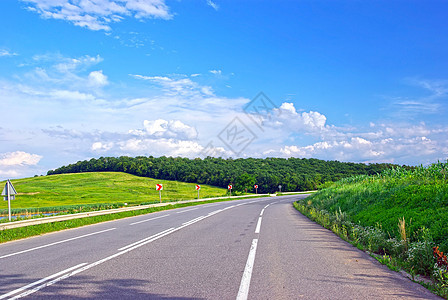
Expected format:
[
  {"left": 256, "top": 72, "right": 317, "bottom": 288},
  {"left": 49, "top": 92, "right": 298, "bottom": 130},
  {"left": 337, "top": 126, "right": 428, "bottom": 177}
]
[
  {"left": 255, "top": 217, "right": 262, "bottom": 234},
  {"left": 129, "top": 214, "right": 169, "bottom": 226},
  {"left": 236, "top": 239, "right": 258, "bottom": 300},
  {"left": 0, "top": 263, "right": 87, "bottom": 300},
  {"left": 0, "top": 228, "right": 116, "bottom": 260}
]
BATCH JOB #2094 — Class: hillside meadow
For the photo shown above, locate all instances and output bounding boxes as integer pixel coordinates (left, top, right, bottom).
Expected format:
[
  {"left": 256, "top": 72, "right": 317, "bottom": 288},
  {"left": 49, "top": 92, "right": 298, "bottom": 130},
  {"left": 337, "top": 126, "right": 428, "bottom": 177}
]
[{"left": 0, "top": 172, "right": 227, "bottom": 215}]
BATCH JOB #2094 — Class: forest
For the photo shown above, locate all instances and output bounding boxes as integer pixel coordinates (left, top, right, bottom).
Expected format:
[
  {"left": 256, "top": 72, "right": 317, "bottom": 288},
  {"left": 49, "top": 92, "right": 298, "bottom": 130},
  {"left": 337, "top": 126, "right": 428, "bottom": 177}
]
[{"left": 47, "top": 156, "right": 403, "bottom": 193}]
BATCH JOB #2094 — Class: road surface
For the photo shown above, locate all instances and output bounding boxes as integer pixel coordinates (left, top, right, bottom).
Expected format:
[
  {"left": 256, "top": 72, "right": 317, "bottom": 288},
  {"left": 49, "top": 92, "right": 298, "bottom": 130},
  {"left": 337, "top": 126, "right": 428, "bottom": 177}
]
[{"left": 0, "top": 195, "right": 440, "bottom": 299}]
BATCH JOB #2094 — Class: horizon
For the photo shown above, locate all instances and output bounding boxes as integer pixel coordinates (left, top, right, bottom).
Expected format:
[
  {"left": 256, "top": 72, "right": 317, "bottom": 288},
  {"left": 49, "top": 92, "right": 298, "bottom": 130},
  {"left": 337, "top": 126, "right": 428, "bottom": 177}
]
[{"left": 1, "top": 0, "right": 447, "bottom": 179}]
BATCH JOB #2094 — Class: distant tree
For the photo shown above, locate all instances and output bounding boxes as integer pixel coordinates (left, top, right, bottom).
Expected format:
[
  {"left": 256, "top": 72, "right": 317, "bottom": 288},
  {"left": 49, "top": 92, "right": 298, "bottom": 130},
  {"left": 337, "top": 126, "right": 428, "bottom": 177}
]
[{"left": 234, "top": 173, "right": 256, "bottom": 193}]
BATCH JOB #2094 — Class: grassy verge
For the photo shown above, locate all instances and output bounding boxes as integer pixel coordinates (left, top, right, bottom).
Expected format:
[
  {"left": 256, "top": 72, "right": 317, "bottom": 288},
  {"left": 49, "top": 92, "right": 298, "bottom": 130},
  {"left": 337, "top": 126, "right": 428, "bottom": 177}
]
[
  {"left": 293, "top": 162, "right": 448, "bottom": 299},
  {"left": 0, "top": 197, "right": 248, "bottom": 244}
]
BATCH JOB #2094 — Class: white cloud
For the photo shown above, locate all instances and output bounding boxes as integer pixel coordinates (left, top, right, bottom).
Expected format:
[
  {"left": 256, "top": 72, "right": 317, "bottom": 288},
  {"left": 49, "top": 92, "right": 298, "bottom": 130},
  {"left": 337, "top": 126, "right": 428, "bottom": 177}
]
[
  {"left": 119, "top": 138, "right": 203, "bottom": 157},
  {"left": 53, "top": 55, "right": 103, "bottom": 73},
  {"left": 0, "top": 49, "right": 18, "bottom": 57},
  {"left": 22, "top": 0, "right": 172, "bottom": 31},
  {"left": 0, "top": 169, "right": 20, "bottom": 177},
  {"left": 49, "top": 89, "right": 97, "bottom": 101},
  {"left": 206, "top": 0, "right": 219, "bottom": 11},
  {"left": 0, "top": 151, "right": 42, "bottom": 166},
  {"left": 129, "top": 119, "right": 198, "bottom": 140},
  {"left": 209, "top": 69, "right": 222, "bottom": 75},
  {"left": 130, "top": 74, "right": 216, "bottom": 98},
  {"left": 391, "top": 78, "right": 448, "bottom": 117},
  {"left": 91, "top": 141, "right": 114, "bottom": 151},
  {"left": 266, "top": 102, "right": 328, "bottom": 133},
  {"left": 88, "top": 70, "right": 109, "bottom": 87},
  {"left": 7, "top": 54, "right": 108, "bottom": 106},
  {"left": 264, "top": 119, "right": 448, "bottom": 164}
]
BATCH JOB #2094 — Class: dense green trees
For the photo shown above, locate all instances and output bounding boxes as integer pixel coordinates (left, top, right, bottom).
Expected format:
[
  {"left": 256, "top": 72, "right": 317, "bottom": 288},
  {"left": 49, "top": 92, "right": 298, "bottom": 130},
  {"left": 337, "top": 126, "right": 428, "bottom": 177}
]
[{"left": 47, "top": 156, "right": 402, "bottom": 193}]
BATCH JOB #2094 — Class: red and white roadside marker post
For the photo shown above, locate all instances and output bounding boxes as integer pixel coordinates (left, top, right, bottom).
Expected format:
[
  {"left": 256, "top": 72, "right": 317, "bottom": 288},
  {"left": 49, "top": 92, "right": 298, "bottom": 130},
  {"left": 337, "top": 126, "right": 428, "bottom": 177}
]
[
  {"left": 254, "top": 184, "right": 258, "bottom": 194},
  {"left": 228, "top": 184, "right": 233, "bottom": 197},
  {"left": 195, "top": 185, "right": 201, "bottom": 199},
  {"left": 156, "top": 184, "right": 163, "bottom": 202}
]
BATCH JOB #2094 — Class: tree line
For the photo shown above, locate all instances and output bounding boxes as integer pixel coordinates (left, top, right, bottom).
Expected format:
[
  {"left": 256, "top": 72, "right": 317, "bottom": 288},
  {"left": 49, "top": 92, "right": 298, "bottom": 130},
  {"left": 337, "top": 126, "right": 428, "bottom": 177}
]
[{"left": 47, "top": 156, "right": 403, "bottom": 193}]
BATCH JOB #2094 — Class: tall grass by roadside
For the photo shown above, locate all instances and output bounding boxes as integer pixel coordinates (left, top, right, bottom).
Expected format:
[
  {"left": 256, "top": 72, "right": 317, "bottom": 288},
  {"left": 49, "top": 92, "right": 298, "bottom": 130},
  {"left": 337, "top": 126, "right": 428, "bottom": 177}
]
[{"left": 294, "top": 161, "right": 448, "bottom": 298}]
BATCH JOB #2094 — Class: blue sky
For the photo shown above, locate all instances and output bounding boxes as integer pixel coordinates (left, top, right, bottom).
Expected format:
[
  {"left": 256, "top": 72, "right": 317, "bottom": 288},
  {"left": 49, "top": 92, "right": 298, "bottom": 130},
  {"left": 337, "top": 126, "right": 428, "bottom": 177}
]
[{"left": 0, "top": 0, "right": 447, "bottom": 178}]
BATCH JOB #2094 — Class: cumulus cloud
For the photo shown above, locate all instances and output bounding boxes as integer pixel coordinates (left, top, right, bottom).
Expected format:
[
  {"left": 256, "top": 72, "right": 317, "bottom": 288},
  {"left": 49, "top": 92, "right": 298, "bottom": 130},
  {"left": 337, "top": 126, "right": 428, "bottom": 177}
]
[
  {"left": 91, "top": 141, "right": 113, "bottom": 151},
  {"left": 129, "top": 119, "right": 198, "bottom": 140},
  {"left": 264, "top": 102, "right": 328, "bottom": 134},
  {"left": 0, "top": 151, "right": 42, "bottom": 166},
  {"left": 264, "top": 119, "right": 448, "bottom": 164},
  {"left": 88, "top": 70, "right": 109, "bottom": 87},
  {"left": 119, "top": 138, "right": 204, "bottom": 157},
  {"left": 23, "top": 0, "right": 172, "bottom": 31}
]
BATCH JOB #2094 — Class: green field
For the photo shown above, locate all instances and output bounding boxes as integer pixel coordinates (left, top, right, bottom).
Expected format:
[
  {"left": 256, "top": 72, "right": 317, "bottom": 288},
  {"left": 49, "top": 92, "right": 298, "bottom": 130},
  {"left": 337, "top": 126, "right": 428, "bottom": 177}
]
[{"left": 0, "top": 172, "right": 227, "bottom": 213}]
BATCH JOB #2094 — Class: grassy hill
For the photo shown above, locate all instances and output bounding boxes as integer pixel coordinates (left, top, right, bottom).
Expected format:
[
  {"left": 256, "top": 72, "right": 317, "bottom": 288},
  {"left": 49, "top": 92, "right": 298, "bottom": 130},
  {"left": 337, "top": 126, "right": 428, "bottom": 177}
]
[
  {"left": 297, "top": 162, "right": 448, "bottom": 251},
  {"left": 0, "top": 172, "right": 227, "bottom": 214}
]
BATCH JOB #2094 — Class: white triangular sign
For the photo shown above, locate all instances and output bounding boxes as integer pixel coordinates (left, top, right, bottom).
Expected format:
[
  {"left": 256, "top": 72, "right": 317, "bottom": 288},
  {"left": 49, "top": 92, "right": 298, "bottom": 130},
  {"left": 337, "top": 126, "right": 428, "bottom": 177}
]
[{"left": 1, "top": 180, "right": 17, "bottom": 196}]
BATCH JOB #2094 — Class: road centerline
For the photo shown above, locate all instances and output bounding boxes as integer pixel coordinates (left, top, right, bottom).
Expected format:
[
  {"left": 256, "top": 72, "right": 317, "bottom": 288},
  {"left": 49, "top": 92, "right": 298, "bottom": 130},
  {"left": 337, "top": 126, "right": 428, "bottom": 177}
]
[
  {"left": 255, "top": 217, "right": 262, "bottom": 234},
  {"left": 176, "top": 207, "right": 199, "bottom": 214},
  {"left": 129, "top": 214, "right": 169, "bottom": 226},
  {"left": 236, "top": 238, "right": 259, "bottom": 300}
]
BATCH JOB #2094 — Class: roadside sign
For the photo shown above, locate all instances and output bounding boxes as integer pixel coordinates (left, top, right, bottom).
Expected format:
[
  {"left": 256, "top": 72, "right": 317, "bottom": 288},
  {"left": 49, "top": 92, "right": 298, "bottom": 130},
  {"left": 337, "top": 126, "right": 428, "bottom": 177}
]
[
  {"left": 2, "top": 180, "right": 17, "bottom": 198},
  {"left": 196, "top": 185, "right": 201, "bottom": 199},
  {"left": 228, "top": 185, "right": 232, "bottom": 190},
  {"left": 156, "top": 184, "right": 163, "bottom": 203},
  {"left": 254, "top": 184, "right": 258, "bottom": 194},
  {"left": 2, "top": 179, "right": 17, "bottom": 221}
]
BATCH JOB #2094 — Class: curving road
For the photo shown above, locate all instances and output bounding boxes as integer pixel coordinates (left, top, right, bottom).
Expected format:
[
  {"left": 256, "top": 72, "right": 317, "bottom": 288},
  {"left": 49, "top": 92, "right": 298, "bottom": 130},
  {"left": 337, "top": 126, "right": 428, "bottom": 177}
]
[{"left": 0, "top": 195, "right": 440, "bottom": 299}]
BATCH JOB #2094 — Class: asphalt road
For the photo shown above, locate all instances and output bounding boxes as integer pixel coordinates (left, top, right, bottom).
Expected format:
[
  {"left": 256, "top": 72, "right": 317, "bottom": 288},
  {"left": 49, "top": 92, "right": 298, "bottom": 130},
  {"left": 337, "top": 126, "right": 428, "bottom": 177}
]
[{"left": 0, "top": 195, "right": 441, "bottom": 299}]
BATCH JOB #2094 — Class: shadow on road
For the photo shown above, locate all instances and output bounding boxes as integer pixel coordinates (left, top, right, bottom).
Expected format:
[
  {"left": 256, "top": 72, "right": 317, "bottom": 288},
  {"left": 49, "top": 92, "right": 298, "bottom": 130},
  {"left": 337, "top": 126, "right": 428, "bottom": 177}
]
[{"left": 1, "top": 274, "right": 206, "bottom": 300}]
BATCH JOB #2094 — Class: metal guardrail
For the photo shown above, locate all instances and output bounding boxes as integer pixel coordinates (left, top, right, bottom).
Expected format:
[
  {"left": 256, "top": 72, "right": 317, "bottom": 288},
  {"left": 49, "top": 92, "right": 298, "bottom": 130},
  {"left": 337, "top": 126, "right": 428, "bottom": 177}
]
[{"left": 0, "top": 194, "right": 270, "bottom": 230}]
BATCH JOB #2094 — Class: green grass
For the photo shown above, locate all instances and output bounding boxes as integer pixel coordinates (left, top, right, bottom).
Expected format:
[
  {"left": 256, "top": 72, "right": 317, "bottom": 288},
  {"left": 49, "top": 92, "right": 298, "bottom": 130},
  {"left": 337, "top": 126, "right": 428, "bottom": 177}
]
[
  {"left": 302, "top": 162, "right": 448, "bottom": 251},
  {"left": 0, "top": 172, "right": 228, "bottom": 214}
]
